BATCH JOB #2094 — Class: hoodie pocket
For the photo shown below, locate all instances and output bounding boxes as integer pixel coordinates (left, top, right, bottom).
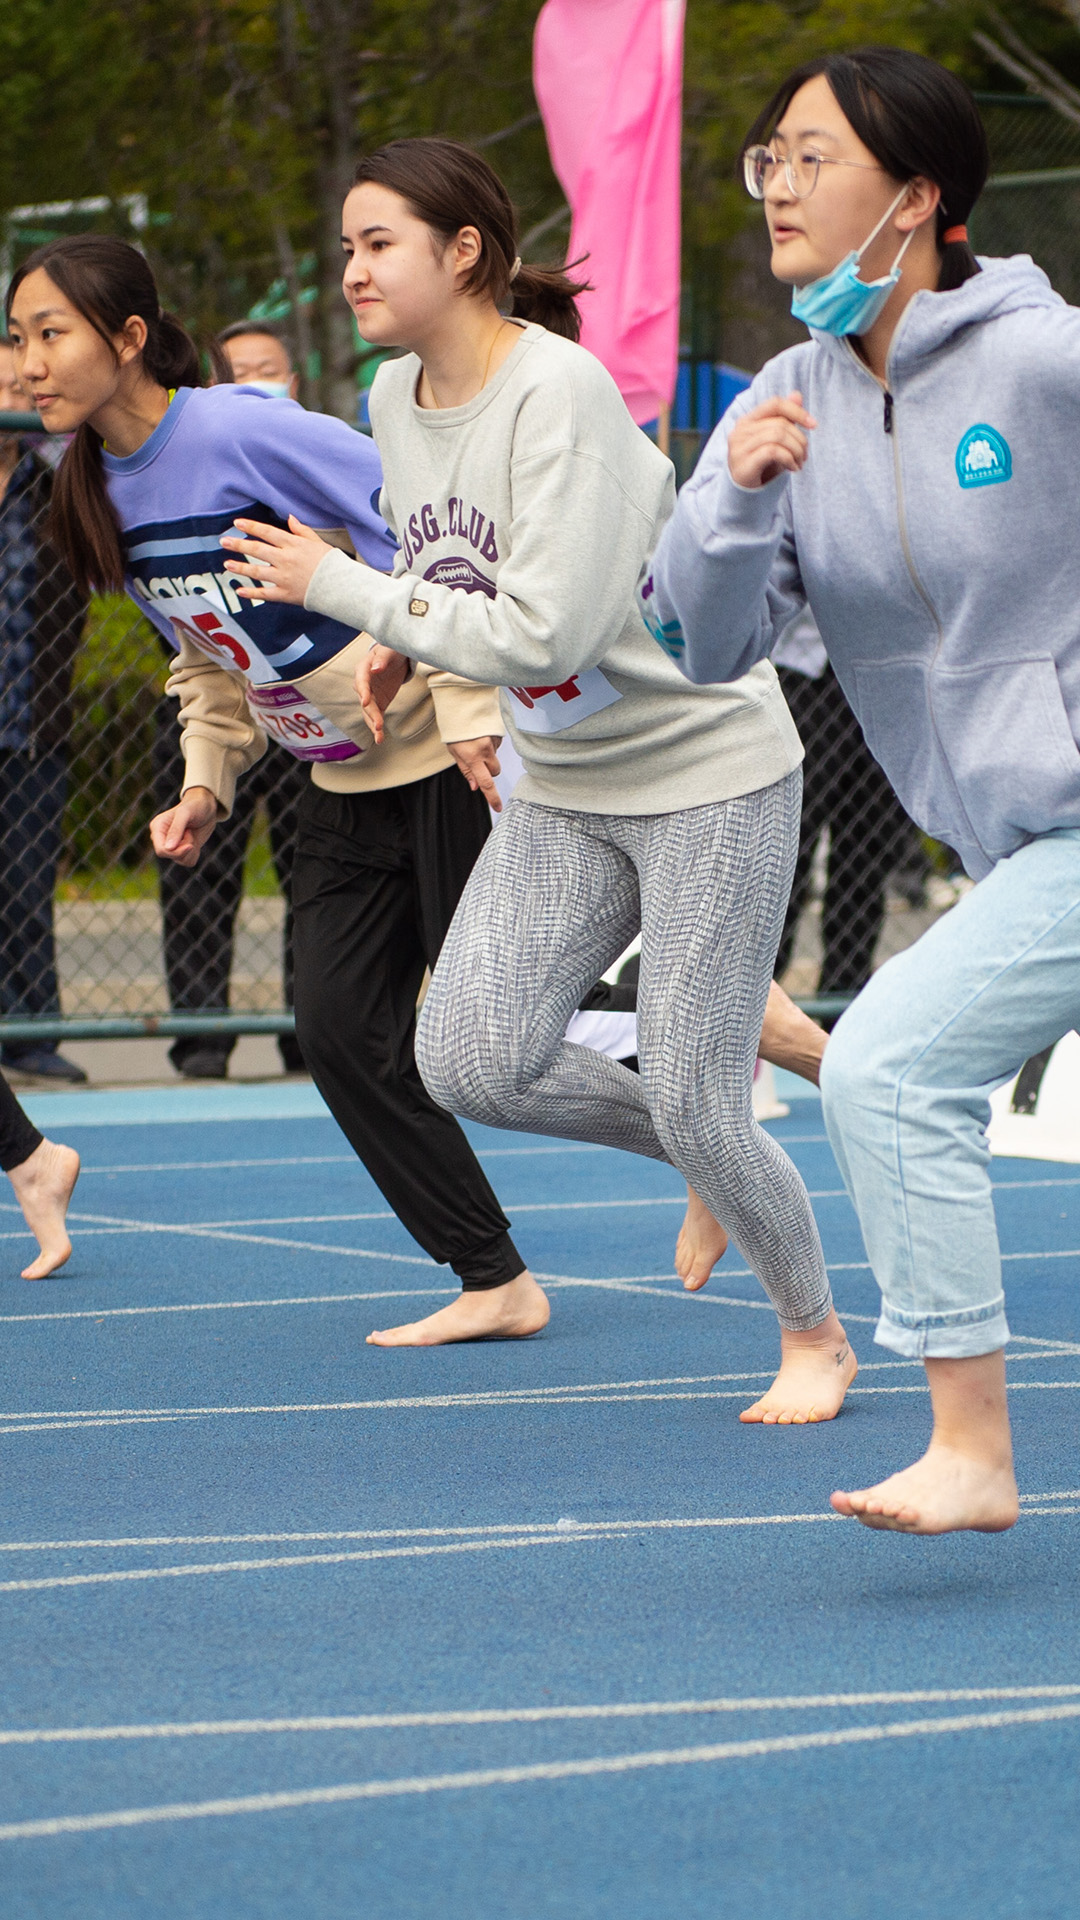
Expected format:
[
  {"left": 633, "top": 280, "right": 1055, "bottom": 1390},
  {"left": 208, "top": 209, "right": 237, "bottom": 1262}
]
[
  {"left": 930, "top": 656, "right": 1080, "bottom": 855},
  {"left": 850, "top": 657, "right": 968, "bottom": 845}
]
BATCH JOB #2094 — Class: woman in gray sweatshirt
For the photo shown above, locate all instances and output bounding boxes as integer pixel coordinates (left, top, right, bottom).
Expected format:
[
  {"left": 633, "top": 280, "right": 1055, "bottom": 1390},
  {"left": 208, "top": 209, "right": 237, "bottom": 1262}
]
[
  {"left": 643, "top": 48, "right": 1078, "bottom": 1535},
  {"left": 224, "top": 135, "right": 857, "bottom": 1425}
]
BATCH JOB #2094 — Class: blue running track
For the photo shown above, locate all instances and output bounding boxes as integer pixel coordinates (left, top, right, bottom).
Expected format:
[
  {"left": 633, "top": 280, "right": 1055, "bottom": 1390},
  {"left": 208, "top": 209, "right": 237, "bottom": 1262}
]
[{"left": 0, "top": 1076, "right": 1078, "bottom": 1917}]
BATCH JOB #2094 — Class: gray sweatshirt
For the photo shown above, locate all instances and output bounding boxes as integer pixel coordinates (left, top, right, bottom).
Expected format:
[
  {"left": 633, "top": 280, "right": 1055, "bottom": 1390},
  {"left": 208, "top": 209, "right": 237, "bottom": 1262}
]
[
  {"left": 642, "top": 256, "right": 1080, "bottom": 879},
  {"left": 304, "top": 321, "right": 801, "bottom": 815}
]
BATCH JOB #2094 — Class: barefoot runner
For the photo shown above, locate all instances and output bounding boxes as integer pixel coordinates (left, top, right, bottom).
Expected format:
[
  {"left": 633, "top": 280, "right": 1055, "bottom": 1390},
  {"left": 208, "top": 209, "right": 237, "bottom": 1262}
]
[
  {"left": 222, "top": 137, "right": 855, "bottom": 1420},
  {"left": 645, "top": 47, "right": 1080, "bottom": 1527},
  {"left": 5, "top": 234, "right": 546, "bottom": 1335},
  {"left": 0, "top": 1072, "right": 79, "bottom": 1278}
]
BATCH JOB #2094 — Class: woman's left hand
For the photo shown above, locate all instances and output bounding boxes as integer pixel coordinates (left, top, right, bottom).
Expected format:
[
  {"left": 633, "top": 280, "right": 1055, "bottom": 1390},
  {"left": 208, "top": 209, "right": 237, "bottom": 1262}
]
[{"left": 219, "top": 515, "right": 330, "bottom": 604}]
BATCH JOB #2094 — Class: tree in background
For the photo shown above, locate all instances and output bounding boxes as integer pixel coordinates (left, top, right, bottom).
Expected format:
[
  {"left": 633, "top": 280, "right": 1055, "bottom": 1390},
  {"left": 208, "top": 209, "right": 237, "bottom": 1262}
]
[
  {"left": 2, "top": 0, "right": 1079, "bottom": 412},
  {"left": 0, "top": 0, "right": 561, "bottom": 417}
]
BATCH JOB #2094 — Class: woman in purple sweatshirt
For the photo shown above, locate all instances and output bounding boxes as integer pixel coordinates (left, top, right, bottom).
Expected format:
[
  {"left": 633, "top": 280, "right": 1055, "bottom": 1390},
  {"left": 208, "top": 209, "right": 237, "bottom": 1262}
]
[{"left": 5, "top": 233, "right": 537, "bottom": 1321}]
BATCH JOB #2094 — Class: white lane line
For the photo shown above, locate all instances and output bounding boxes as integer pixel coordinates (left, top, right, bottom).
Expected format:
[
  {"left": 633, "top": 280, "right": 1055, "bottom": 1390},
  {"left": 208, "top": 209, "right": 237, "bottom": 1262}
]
[
  {"left": 0, "top": 1290, "right": 458, "bottom": 1325},
  {"left": 5, "top": 1702, "right": 1080, "bottom": 1840},
  {"left": 0, "top": 1276, "right": 880, "bottom": 1326},
  {"left": 7, "top": 1194, "right": 852, "bottom": 1242},
  {"left": 1004, "top": 1247, "right": 1080, "bottom": 1262},
  {"left": 5, "top": 1382, "right": 1080, "bottom": 1436},
  {"left": 3, "top": 1685, "right": 1078, "bottom": 1747},
  {"left": 6, "top": 1369, "right": 1080, "bottom": 1435},
  {"left": 2, "top": 1497, "right": 1074, "bottom": 1554},
  {"left": 0, "top": 1517, "right": 833, "bottom": 1556},
  {"left": 72, "top": 1147, "right": 610, "bottom": 1175},
  {"left": 151, "top": 1193, "right": 853, "bottom": 1229},
  {"left": 43, "top": 1210, "right": 438, "bottom": 1267},
  {"left": 2, "top": 1505, "right": 1077, "bottom": 1595},
  {"left": 0, "top": 1532, "right": 602, "bottom": 1594}
]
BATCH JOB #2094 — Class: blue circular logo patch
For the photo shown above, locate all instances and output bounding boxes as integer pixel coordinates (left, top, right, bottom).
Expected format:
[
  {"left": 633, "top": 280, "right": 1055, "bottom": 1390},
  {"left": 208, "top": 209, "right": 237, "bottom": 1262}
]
[{"left": 956, "top": 424, "right": 1012, "bottom": 490}]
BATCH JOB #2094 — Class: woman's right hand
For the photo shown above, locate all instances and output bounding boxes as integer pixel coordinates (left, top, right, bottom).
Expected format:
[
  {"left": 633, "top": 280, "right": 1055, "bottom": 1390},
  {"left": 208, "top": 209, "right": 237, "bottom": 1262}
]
[
  {"left": 354, "top": 644, "right": 410, "bottom": 745},
  {"left": 149, "top": 787, "right": 219, "bottom": 868},
  {"left": 727, "top": 391, "right": 817, "bottom": 489}
]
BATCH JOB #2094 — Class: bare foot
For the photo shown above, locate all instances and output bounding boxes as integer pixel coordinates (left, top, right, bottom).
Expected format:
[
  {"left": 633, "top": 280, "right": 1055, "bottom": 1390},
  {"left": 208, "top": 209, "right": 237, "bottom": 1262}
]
[
  {"left": 366, "top": 1269, "right": 550, "bottom": 1347},
  {"left": 674, "top": 1185, "right": 728, "bottom": 1291},
  {"left": 831, "top": 1442, "right": 1020, "bottom": 1535},
  {"left": 759, "top": 982, "right": 827, "bottom": 1086},
  {"left": 7, "top": 1137, "right": 80, "bottom": 1280},
  {"left": 740, "top": 1309, "right": 857, "bottom": 1424}
]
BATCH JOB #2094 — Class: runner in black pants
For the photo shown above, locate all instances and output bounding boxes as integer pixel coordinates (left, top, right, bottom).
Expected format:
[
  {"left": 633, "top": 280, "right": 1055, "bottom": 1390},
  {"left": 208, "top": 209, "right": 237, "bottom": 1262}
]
[
  {"left": 5, "top": 233, "right": 528, "bottom": 1327},
  {"left": 291, "top": 766, "right": 520, "bottom": 1290},
  {"left": 0, "top": 1071, "right": 79, "bottom": 1278}
]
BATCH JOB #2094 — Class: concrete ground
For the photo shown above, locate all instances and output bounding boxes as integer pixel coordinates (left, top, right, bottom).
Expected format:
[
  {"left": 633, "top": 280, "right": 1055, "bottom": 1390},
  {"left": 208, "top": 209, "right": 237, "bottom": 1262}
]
[{"left": 8, "top": 1036, "right": 300, "bottom": 1091}]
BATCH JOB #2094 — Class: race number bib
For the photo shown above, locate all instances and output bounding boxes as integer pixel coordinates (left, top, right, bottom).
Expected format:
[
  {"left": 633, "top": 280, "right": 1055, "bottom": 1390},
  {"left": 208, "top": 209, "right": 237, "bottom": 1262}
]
[
  {"left": 245, "top": 683, "right": 363, "bottom": 765},
  {"left": 505, "top": 669, "right": 623, "bottom": 735},
  {"left": 157, "top": 593, "right": 361, "bottom": 764}
]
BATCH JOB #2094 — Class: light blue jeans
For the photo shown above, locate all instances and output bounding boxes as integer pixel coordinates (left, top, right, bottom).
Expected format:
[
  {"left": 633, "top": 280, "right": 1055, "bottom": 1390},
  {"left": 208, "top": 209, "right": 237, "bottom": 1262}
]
[{"left": 820, "top": 828, "right": 1080, "bottom": 1358}]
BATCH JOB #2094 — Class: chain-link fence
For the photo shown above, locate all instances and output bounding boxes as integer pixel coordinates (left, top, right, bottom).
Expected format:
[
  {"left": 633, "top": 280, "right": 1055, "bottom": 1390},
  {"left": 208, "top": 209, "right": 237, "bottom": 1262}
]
[
  {"left": 972, "top": 93, "right": 1080, "bottom": 300},
  {"left": 0, "top": 428, "right": 297, "bottom": 1073}
]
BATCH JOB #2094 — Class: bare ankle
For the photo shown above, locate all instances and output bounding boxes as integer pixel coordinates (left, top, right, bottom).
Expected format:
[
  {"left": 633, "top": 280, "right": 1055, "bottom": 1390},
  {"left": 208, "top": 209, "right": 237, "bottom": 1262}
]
[{"left": 781, "top": 1307, "right": 847, "bottom": 1350}]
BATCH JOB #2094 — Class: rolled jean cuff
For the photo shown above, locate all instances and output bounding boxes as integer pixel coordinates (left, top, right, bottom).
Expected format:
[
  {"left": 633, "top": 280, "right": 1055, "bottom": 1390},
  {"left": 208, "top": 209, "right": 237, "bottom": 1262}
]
[
  {"left": 874, "top": 1293, "right": 1009, "bottom": 1359},
  {"left": 455, "top": 1230, "right": 526, "bottom": 1292}
]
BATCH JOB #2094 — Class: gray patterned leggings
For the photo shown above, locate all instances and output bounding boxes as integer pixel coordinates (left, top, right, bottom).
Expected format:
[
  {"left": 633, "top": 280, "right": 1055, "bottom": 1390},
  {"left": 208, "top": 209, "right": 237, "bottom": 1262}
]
[{"left": 416, "top": 771, "right": 830, "bottom": 1331}]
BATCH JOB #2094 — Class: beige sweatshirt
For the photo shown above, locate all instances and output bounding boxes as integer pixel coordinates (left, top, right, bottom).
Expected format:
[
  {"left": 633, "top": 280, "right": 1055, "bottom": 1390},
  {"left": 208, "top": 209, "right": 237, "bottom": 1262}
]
[
  {"left": 169, "top": 631, "right": 503, "bottom": 815},
  {"left": 303, "top": 322, "right": 803, "bottom": 816}
]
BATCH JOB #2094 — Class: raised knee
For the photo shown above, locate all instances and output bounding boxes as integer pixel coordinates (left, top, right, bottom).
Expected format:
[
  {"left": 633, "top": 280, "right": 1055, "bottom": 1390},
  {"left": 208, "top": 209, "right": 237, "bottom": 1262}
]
[
  {"left": 820, "top": 1005, "right": 897, "bottom": 1117},
  {"left": 415, "top": 998, "right": 502, "bottom": 1120}
]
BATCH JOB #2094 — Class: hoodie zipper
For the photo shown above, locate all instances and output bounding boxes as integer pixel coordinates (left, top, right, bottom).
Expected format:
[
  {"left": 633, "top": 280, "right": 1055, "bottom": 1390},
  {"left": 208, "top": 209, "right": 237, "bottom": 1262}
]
[
  {"left": 885, "top": 389, "right": 942, "bottom": 643},
  {"left": 843, "top": 339, "right": 981, "bottom": 856}
]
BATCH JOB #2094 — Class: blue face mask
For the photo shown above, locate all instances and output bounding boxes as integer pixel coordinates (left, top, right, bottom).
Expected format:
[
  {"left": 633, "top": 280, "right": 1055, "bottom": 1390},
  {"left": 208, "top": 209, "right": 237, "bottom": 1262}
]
[
  {"left": 239, "top": 379, "right": 293, "bottom": 399},
  {"left": 790, "top": 184, "right": 915, "bottom": 335}
]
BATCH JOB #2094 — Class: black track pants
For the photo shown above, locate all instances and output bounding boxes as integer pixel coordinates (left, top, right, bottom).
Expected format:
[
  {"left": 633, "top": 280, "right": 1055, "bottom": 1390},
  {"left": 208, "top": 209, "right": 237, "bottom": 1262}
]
[
  {"left": 0, "top": 1072, "right": 42, "bottom": 1173},
  {"left": 291, "top": 767, "right": 524, "bottom": 1291}
]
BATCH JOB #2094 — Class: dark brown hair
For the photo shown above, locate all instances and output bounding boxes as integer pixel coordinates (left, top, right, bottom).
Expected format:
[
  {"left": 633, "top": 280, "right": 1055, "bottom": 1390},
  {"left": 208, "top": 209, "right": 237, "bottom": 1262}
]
[
  {"left": 351, "top": 136, "right": 590, "bottom": 340},
  {"left": 5, "top": 235, "right": 222, "bottom": 592},
  {"left": 745, "top": 48, "right": 989, "bottom": 293}
]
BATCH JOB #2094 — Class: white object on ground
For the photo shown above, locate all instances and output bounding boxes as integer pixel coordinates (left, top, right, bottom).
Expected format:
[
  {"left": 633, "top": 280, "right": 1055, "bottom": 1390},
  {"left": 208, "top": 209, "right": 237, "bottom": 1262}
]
[
  {"left": 752, "top": 1060, "right": 790, "bottom": 1122},
  {"left": 989, "top": 1030, "right": 1080, "bottom": 1163}
]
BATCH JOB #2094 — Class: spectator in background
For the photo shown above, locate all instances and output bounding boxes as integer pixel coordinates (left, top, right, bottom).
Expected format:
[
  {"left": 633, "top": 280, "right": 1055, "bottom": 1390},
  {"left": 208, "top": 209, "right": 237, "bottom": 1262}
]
[
  {"left": 153, "top": 318, "right": 307, "bottom": 1079},
  {"left": 217, "top": 319, "right": 300, "bottom": 400},
  {"left": 772, "top": 609, "right": 913, "bottom": 1009},
  {"left": 0, "top": 339, "right": 88, "bottom": 1084}
]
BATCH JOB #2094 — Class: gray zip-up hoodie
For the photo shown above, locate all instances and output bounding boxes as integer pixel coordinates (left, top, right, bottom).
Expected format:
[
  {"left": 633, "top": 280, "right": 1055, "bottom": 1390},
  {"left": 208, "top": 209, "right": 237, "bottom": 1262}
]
[{"left": 642, "top": 256, "right": 1080, "bottom": 879}]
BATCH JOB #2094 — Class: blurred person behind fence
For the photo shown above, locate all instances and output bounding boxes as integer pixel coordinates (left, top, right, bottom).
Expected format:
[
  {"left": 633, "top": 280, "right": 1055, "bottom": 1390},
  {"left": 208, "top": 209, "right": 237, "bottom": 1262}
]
[
  {"left": 0, "top": 337, "right": 88, "bottom": 1084},
  {"left": 153, "top": 319, "right": 307, "bottom": 1079},
  {"left": 771, "top": 607, "right": 915, "bottom": 1011}
]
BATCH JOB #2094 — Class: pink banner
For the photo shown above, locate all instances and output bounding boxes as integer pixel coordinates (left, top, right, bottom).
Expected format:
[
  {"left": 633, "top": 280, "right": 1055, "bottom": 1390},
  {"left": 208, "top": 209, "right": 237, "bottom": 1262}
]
[{"left": 533, "top": 0, "right": 684, "bottom": 425}]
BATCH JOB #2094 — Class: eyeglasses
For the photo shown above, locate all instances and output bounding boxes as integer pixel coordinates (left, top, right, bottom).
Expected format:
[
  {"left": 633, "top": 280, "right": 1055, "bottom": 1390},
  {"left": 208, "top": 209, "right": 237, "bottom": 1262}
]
[{"left": 742, "top": 145, "right": 885, "bottom": 201}]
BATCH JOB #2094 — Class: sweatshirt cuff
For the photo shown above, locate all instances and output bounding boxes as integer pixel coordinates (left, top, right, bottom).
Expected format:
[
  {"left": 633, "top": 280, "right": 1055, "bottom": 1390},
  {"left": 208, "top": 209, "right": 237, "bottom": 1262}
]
[
  {"left": 180, "top": 737, "right": 248, "bottom": 818},
  {"left": 428, "top": 677, "right": 503, "bottom": 743},
  {"left": 683, "top": 457, "right": 789, "bottom": 543},
  {"left": 306, "top": 546, "right": 401, "bottom": 634}
]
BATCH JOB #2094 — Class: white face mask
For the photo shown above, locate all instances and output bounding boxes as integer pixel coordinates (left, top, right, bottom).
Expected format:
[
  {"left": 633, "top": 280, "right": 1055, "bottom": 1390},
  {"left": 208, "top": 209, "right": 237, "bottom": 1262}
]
[
  {"left": 237, "top": 379, "right": 293, "bottom": 399},
  {"left": 790, "top": 183, "right": 915, "bottom": 335}
]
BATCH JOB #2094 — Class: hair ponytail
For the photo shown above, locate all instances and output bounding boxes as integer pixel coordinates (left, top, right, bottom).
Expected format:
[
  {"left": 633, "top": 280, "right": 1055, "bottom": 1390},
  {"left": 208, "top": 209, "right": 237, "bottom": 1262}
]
[
  {"left": 507, "top": 259, "right": 590, "bottom": 340},
  {"left": 352, "top": 137, "right": 591, "bottom": 342},
  {"left": 5, "top": 235, "right": 219, "bottom": 593},
  {"left": 937, "top": 221, "right": 980, "bottom": 293}
]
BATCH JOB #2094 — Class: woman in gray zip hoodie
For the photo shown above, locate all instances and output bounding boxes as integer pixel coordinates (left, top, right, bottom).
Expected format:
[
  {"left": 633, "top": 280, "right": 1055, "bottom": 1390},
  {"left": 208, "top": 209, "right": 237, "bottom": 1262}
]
[{"left": 644, "top": 47, "right": 1078, "bottom": 1536}]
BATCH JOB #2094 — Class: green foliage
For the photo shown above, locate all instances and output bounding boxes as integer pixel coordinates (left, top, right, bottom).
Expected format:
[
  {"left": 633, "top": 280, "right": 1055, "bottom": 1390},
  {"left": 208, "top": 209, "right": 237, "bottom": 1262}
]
[{"left": 65, "top": 596, "right": 166, "bottom": 876}]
